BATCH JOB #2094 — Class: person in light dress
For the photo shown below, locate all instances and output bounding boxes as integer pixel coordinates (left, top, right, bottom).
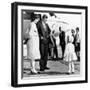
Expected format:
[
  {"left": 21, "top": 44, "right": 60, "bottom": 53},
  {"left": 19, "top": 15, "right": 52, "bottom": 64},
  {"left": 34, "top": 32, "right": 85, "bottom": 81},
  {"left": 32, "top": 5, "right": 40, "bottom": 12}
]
[
  {"left": 27, "top": 14, "right": 40, "bottom": 74},
  {"left": 64, "top": 34, "right": 77, "bottom": 74},
  {"left": 47, "top": 13, "right": 60, "bottom": 58}
]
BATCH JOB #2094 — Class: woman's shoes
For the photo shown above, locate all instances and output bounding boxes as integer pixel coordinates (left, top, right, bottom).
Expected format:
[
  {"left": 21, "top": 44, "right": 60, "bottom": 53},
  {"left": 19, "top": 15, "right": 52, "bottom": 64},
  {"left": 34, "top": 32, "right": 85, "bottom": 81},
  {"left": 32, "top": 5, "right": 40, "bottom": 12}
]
[
  {"left": 31, "top": 71, "right": 37, "bottom": 74},
  {"left": 67, "top": 72, "right": 71, "bottom": 75},
  {"left": 67, "top": 71, "right": 75, "bottom": 75},
  {"left": 30, "top": 70, "right": 40, "bottom": 74}
]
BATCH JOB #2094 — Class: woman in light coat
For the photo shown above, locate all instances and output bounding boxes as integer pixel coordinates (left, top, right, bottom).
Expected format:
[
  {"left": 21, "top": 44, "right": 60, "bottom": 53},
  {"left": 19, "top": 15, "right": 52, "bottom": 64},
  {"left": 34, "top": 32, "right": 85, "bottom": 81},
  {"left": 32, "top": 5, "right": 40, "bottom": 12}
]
[{"left": 27, "top": 14, "right": 40, "bottom": 74}]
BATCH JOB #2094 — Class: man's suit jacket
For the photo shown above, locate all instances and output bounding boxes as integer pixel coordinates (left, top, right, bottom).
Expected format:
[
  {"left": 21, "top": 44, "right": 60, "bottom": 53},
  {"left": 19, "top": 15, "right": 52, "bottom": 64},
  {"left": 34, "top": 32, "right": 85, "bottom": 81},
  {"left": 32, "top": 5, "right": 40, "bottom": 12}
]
[
  {"left": 37, "top": 21, "right": 51, "bottom": 44},
  {"left": 59, "top": 31, "right": 65, "bottom": 46}
]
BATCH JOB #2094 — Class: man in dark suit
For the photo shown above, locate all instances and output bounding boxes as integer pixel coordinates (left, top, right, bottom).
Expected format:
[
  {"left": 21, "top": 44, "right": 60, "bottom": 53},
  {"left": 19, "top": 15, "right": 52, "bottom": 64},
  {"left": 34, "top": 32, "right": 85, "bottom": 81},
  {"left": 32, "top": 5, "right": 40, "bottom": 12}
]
[
  {"left": 59, "top": 27, "right": 66, "bottom": 59},
  {"left": 37, "top": 15, "right": 51, "bottom": 71}
]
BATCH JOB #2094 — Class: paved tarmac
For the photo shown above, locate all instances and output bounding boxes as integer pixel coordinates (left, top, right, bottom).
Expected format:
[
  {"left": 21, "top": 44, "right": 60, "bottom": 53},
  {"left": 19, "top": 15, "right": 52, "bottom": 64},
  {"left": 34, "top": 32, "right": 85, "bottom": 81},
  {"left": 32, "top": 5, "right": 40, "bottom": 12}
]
[{"left": 23, "top": 59, "right": 80, "bottom": 77}]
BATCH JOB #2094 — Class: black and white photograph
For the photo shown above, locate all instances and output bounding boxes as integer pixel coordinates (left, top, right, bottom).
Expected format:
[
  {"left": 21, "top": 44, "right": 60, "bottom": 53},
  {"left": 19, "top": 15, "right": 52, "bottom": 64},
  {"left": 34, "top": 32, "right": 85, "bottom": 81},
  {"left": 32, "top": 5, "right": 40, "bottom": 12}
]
[
  {"left": 11, "top": 2, "right": 88, "bottom": 87},
  {"left": 23, "top": 11, "right": 81, "bottom": 76}
]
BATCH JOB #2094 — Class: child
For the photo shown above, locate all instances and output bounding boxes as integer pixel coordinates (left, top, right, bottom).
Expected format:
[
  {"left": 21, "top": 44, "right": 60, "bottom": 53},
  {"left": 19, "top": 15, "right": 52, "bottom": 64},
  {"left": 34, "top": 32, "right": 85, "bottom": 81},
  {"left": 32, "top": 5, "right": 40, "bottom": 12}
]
[{"left": 64, "top": 35, "right": 77, "bottom": 74}]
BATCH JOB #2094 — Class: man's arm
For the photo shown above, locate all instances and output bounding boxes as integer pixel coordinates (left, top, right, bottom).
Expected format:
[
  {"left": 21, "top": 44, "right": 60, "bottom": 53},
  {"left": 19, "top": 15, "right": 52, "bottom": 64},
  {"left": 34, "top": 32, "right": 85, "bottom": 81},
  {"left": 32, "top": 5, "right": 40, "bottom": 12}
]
[
  {"left": 47, "top": 24, "right": 51, "bottom": 35},
  {"left": 37, "top": 22, "right": 44, "bottom": 39}
]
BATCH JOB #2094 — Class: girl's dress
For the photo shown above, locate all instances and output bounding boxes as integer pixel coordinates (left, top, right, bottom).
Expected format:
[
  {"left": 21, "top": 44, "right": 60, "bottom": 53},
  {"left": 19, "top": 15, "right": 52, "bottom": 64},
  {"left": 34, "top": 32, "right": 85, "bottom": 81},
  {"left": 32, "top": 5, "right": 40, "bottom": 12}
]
[{"left": 64, "top": 37, "right": 77, "bottom": 62}]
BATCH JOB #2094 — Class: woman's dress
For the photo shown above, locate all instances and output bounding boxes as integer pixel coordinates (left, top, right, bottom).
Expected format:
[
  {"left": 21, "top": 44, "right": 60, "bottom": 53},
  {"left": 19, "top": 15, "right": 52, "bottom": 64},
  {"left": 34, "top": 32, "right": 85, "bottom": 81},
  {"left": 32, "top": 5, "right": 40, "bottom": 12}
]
[{"left": 27, "top": 22, "right": 40, "bottom": 60}]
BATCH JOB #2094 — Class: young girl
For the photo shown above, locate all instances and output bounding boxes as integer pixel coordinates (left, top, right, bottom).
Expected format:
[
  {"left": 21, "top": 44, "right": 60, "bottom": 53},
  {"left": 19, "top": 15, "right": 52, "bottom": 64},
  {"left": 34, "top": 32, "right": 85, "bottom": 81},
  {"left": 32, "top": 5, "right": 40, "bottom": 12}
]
[{"left": 64, "top": 35, "right": 77, "bottom": 74}]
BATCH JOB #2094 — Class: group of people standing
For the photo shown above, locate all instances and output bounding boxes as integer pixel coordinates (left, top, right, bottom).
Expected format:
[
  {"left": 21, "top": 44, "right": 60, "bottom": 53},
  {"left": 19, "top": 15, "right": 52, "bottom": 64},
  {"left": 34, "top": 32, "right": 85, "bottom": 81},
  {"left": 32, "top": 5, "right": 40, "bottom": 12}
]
[
  {"left": 26, "top": 14, "right": 51, "bottom": 74},
  {"left": 24, "top": 13, "right": 80, "bottom": 74}
]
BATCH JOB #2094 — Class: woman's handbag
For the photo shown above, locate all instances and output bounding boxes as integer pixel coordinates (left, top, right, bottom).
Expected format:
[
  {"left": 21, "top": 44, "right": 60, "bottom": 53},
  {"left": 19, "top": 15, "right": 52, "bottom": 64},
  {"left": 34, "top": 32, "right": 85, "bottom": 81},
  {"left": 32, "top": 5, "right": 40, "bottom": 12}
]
[{"left": 23, "top": 28, "right": 30, "bottom": 44}]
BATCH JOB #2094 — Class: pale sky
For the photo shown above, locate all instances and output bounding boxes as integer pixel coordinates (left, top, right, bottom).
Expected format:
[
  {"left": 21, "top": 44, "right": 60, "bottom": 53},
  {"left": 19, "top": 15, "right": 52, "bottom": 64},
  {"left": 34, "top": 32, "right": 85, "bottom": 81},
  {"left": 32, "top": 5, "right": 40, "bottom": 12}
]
[
  {"left": 35, "top": 12, "right": 81, "bottom": 37},
  {"left": 35, "top": 12, "right": 81, "bottom": 32}
]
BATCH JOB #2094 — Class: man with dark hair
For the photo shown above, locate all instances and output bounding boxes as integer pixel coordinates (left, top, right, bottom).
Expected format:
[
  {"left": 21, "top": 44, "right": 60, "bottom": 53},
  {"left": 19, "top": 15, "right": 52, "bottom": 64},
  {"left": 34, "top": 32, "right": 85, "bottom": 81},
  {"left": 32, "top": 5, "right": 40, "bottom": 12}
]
[
  {"left": 37, "top": 14, "right": 51, "bottom": 71},
  {"left": 74, "top": 27, "right": 80, "bottom": 61},
  {"left": 59, "top": 27, "right": 65, "bottom": 59}
]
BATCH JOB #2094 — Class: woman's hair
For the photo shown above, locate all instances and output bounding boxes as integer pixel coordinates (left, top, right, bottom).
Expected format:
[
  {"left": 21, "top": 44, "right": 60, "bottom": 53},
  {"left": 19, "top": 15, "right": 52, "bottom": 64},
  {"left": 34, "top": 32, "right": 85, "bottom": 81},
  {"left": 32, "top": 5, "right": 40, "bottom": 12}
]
[
  {"left": 42, "top": 14, "right": 48, "bottom": 19},
  {"left": 71, "top": 29, "right": 75, "bottom": 33},
  {"left": 31, "top": 14, "right": 40, "bottom": 22}
]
